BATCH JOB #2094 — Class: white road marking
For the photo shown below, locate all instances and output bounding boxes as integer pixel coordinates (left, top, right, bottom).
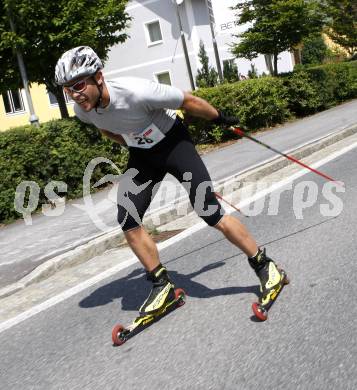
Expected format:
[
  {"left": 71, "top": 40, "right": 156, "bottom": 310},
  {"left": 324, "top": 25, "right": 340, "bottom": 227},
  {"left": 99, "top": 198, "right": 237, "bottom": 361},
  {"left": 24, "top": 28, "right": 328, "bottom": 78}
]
[{"left": 0, "top": 141, "right": 356, "bottom": 334}]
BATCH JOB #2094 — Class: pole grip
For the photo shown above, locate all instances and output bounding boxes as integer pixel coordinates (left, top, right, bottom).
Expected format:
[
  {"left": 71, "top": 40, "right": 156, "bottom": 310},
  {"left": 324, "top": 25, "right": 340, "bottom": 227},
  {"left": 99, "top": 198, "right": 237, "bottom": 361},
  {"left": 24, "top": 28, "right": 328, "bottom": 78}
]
[{"left": 232, "top": 127, "right": 245, "bottom": 137}]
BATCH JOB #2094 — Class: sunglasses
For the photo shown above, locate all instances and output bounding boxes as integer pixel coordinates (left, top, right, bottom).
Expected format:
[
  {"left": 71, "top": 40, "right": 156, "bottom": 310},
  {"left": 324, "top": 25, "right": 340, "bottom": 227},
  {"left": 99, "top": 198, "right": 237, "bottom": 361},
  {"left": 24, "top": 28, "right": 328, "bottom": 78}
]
[{"left": 64, "top": 77, "right": 91, "bottom": 93}]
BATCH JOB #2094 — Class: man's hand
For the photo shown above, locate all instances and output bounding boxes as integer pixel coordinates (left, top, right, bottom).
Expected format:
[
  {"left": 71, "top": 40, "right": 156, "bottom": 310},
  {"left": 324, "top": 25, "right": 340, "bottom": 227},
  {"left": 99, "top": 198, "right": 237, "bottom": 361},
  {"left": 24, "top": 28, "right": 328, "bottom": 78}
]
[
  {"left": 212, "top": 110, "right": 241, "bottom": 127},
  {"left": 180, "top": 93, "right": 241, "bottom": 129}
]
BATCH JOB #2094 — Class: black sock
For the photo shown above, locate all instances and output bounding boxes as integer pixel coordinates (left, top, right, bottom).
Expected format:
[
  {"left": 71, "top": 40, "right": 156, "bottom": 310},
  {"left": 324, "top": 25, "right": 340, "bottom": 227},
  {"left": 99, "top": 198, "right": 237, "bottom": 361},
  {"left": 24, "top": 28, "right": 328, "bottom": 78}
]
[
  {"left": 248, "top": 249, "right": 266, "bottom": 271},
  {"left": 147, "top": 263, "right": 169, "bottom": 283}
]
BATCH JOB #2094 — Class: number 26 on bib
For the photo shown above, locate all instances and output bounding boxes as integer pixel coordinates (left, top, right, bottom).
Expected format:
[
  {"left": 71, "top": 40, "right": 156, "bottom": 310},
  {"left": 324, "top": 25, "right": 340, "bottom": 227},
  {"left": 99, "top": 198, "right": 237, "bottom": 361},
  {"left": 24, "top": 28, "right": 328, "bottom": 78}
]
[{"left": 123, "top": 123, "right": 165, "bottom": 149}]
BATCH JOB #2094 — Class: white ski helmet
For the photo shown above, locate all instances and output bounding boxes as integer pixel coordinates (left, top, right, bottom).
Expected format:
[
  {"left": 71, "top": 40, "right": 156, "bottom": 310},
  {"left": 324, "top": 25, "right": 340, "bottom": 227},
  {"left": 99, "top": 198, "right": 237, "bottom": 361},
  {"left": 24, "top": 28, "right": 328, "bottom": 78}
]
[{"left": 55, "top": 46, "right": 103, "bottom": 85}]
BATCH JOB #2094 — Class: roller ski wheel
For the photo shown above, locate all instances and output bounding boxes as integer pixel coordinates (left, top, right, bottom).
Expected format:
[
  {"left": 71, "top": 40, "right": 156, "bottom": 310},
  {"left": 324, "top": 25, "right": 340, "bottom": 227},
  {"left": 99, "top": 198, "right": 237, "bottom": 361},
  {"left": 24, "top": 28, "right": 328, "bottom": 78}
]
[
  {"left": 174, "top": 288, "right": 186, "bottom": 306},
  {"left": 111, "top": 324, "right": 126, "bottom": 346},
  {"left": 252, "top": 270, "right": 289, "bottom": 322},
  {"left": 111, "top": 288, "right": 186, "bottom": 346}
]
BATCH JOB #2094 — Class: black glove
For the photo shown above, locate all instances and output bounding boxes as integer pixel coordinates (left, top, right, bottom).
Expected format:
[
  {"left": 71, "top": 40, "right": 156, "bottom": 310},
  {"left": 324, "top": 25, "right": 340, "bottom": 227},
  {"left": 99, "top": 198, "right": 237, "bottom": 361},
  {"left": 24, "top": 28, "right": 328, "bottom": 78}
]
[{"left": 212, "top": 110, "right": 241, "bottom": 127}]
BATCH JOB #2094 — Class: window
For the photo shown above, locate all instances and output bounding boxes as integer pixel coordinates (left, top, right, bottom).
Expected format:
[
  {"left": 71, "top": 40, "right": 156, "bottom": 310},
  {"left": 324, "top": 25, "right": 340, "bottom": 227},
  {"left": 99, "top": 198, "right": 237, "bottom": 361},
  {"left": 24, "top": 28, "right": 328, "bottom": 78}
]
[
  {"left": 48, "top": 91, "right": 73, "bottom": 105},
  {"left": 2, "top": 90, "right": 25, "bottom": 114},
  {"left": 145, "top": 20, "right": 163, "bottom": 46},
  {"left": 155, "top": 71, "right": 172, "bottom": 85},
  {"left": 48, "top": 91, "right": 58, "bottom": 105}
]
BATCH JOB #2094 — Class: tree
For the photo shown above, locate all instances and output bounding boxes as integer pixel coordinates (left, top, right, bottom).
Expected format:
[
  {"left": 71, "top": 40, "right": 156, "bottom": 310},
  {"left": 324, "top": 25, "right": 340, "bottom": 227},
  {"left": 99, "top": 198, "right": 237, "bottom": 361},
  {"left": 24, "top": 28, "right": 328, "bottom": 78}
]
[
  {"left": 223, "top": 60, "right": 240, "bottom": 83},
  {"left": 301, "top": 34, "right": 328, "bottom": 64},
  {"left": 324, "top": 0, "right": 357, "bottom": 57},
  {"left": 196, "top": 41, "right": 219, "bottom": 88},
  {"left": 0, "top": 0, "right": 130, "bottom": 118},
  {"left": 247, "top": 63, "right": 258, "bottom": 79},
  {"left": 231, "top": 0, "right": 325, "bottom": 76}
]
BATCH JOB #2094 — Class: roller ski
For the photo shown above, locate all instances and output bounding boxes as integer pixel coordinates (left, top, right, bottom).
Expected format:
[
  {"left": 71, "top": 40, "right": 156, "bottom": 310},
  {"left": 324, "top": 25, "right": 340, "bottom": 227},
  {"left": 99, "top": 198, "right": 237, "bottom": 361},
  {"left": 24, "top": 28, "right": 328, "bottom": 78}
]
[
  {"left": 112, "top": 264, "right": 186, "bottom": 346},
  {"left": 249, "top": 249, "right": 289, "bottom": 321}
]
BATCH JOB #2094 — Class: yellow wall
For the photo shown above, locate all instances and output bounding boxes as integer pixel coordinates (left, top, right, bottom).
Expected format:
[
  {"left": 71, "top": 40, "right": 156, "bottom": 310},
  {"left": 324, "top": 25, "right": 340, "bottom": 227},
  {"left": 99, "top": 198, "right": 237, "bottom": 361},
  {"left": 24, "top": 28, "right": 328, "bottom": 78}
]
[{"left": 0, "top": 83, "right": 74, "bottom": 131}]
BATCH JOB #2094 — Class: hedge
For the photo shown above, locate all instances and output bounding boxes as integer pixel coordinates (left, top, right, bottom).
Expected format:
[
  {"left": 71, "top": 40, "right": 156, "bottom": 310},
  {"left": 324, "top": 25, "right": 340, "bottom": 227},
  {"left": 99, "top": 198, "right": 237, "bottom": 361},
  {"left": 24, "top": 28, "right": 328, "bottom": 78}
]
[
  {"left": 189, "top": 76, "right": 291, "bottom": 143},
  {"left": 1, "top": 61, "right": 356, "bottom": 224},
  {"left": 190, "top": 61, "right": 357, "bottom": 143},
  {"left": 282, "top": 61, "right": 357, "bottom": 116},
  {"left": 0, "top": 119, "right": 127, "bottom": 223}
]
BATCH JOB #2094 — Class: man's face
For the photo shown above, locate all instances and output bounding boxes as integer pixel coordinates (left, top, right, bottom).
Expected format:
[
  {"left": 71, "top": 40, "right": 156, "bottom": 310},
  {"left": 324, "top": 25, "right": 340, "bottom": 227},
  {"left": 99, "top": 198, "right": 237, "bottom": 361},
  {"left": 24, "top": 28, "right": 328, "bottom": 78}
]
[{"left": 63, "top": 74, "right": 101, "bottom": 112}]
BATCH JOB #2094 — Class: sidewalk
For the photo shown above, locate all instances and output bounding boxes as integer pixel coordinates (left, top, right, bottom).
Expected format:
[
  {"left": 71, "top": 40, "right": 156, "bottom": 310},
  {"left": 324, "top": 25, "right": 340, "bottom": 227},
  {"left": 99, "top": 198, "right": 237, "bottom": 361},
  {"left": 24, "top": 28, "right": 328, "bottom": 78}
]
[{"left": 0, "top": 99, "right": 356, "bottom": 294}]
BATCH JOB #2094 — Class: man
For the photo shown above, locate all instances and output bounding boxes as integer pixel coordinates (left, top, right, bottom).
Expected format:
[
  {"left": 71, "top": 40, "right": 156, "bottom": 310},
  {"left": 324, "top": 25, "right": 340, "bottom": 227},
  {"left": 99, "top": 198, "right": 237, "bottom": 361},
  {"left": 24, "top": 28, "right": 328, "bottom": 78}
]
[{"left": 55, "top": 46, "right": 286, "bottom": 318}]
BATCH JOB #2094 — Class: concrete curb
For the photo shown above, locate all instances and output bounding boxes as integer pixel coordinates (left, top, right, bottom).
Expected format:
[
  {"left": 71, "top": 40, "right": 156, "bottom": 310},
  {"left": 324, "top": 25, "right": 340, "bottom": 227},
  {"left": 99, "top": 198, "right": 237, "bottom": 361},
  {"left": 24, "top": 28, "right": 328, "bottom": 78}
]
[{"left": 1, "top": 124, "right": 356, "bottom": 299}]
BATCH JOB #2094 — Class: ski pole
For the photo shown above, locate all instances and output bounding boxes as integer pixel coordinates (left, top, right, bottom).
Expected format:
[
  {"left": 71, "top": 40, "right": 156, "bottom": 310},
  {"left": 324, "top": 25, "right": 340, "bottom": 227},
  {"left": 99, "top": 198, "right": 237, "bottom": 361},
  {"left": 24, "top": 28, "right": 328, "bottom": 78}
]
[
  {"left": 231, "top": 127, "right": 343, "bottom": 186},
  {"left": 214, "top": 192, "right": 248, "bottom": 218}
]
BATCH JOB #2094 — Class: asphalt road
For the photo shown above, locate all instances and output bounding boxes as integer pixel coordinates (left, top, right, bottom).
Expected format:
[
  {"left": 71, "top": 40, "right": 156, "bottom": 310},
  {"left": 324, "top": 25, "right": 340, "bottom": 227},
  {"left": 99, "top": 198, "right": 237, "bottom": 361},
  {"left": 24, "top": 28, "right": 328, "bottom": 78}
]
[
  {"left": 0, "top": 100, "right": 356, "bottom": 290},
  {"left": 0, "top": 141, "right": 356, "bottom": 389}
]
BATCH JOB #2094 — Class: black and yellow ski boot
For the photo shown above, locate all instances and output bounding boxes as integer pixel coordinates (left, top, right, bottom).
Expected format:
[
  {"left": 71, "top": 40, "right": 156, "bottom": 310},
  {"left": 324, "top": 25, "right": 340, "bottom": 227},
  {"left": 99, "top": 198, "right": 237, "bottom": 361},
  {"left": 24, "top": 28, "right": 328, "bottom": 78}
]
[
  {"left": 248, "top": 249, "right": 289, "bottom": 321},
  {"left": 112, "top": 264, "right": 186, "bottom": 346},
  {"left": 139, "top": 264, "right": 176, "bottom": 316}
]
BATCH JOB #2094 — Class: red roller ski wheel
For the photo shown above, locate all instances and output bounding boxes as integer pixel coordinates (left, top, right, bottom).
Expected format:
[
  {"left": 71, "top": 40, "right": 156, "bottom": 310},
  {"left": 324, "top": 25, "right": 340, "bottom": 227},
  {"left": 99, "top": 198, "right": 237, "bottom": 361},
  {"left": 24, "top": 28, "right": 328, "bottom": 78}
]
[
  {"left": 112, "top": 324, "right": 126, "bottom": 346},
  {"left": 174, "top": 288, "right": 186, "bottom": 307},
  {"left": 252, "top": 302, "right": 268, "bottom": 321}
]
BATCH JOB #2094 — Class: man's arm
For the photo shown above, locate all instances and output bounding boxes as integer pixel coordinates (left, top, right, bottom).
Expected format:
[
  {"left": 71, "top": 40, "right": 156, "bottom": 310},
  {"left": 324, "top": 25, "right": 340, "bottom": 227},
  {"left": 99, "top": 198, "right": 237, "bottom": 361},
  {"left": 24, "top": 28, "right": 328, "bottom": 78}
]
[
  {"left": 180, "top": 92, "right": 219, "bottom": 121},
  {"left": 180, "top": 91, "right": 241, "bottom": 127},
  {"left": 100, "top": 129, "right": 127, "bottom": 145}
]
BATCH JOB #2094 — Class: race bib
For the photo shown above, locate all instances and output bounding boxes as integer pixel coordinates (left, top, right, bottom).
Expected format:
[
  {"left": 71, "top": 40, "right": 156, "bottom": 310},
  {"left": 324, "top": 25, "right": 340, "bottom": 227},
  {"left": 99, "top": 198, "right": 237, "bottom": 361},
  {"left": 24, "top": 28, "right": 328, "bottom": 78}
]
[{"left": 122, "top": 123, "right": 165, "bottom": 149}]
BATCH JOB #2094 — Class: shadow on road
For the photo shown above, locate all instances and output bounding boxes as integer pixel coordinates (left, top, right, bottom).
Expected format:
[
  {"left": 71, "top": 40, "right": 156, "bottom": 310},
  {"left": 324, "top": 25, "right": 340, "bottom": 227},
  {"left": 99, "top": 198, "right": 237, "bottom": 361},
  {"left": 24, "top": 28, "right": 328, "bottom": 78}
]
[
  {"left": 79, "top": 260, "right": 259, "bottom": 311},
  {"left": 78, "top": 217, "right": 338, "bottom": 312}
]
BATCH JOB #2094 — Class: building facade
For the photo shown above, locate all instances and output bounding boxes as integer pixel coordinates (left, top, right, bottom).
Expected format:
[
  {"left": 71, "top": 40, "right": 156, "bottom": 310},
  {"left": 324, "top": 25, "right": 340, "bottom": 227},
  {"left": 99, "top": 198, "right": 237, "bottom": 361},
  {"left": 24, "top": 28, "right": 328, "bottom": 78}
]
[
  {"left": 104, "top": 0, "right": 295, "bottom": 88},
  {"left": 0, "top": 0, "right": 295, "bottom": 131},
  {"left": 0, "top": 85, "right": 74, "bottom": 131}
]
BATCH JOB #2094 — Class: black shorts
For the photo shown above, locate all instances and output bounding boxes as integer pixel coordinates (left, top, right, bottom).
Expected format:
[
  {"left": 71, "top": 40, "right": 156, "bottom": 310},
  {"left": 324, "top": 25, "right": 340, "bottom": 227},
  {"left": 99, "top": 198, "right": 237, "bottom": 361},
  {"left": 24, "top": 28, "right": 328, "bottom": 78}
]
[{"left": 117, "top": 117, "right": 225, "bottom": 231}]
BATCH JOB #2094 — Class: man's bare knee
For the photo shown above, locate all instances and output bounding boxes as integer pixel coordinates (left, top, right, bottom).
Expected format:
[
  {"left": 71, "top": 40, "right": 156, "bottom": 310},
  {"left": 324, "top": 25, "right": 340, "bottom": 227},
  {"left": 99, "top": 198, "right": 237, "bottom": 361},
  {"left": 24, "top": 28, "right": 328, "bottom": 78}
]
[{"left": 124, "top": 225, "right": 143, "bottom": 239}]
